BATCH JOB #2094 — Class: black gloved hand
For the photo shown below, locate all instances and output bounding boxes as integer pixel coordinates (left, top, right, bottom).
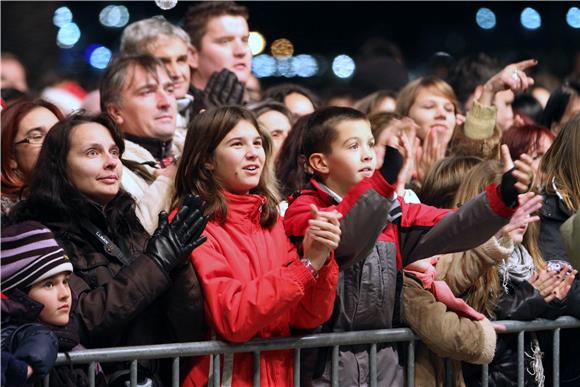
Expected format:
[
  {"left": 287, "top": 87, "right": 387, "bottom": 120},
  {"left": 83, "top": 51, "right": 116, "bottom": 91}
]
[
  {"left": 499, "top": 167, "right": 519, "bottom": 208},
  {"left": 146, "top": 194, "right": 208, "bottom": 275},
  {"left": 379, "top": 146, "right": 405, "bottom": 184},
  {"left": 192, "top": 69, "right": 245, "bottom": 113}
]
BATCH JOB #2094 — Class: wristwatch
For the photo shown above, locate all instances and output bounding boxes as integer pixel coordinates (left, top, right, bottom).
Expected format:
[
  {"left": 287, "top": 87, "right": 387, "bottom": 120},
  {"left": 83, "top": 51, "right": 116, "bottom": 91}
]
[{"left": 301, "top": 258, "right": 319, "bottom": 279}]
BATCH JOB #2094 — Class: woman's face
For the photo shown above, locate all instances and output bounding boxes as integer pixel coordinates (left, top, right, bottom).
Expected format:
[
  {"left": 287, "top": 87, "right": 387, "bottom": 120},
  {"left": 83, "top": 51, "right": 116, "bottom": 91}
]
[
  {"left": 210, "top": 119, "right": 266, "bottom": 195},
  {"left": 408, "top": 87, "right": 456, "bottom": 145},
  {"left": 530, "top": 133, "right": 554, "bottom": 173},
  {"left": 257, "top": 110, "right": 291, "bottom": 160},
  {"left": 11, "top": 107, "right": 59, "bottom": 180},
  {"left": 66, "top": 122, "right": 122, "bottom": 206}
]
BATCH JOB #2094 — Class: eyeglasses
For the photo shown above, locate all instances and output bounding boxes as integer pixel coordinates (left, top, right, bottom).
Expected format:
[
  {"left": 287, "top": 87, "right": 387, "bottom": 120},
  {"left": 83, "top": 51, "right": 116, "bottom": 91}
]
[{"left": 13, "top": 131, "right": 45, "bottom": 146}]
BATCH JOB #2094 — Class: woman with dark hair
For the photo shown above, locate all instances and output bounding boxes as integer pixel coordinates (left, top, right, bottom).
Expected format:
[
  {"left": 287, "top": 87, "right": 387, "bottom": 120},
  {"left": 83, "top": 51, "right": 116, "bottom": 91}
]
[
  {"left": 249, "top": 99, "right": 293, "bottom": 161},
  {"left": 274, "top": 114, "right": 312, "bottom": 212},
  {"left": 9, "top": 113, "right": 208, "bottom": 386},
  {"left": 502, "top": 123, "right": 555, "bottom": 179},
  {"left": 1, "top": 99, "right": 64, "bottom": 216},
  {"left": 541, "top": 78, "right": 580, "bottom": 134},
  {"left": 512, "top": 93, "right": 544, "bottom": 125},
  {"left": 173, "top": 106, "right": 340, "bottom": 386},
  {"left": 263, "top": 83, "right": 320, "bottom": 119}
]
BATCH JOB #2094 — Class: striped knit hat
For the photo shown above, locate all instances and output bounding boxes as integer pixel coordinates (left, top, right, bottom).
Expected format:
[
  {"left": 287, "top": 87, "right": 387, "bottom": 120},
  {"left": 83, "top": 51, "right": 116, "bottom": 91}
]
[{"left": 1, "top": 221, "right": 73, "bottom": 293}]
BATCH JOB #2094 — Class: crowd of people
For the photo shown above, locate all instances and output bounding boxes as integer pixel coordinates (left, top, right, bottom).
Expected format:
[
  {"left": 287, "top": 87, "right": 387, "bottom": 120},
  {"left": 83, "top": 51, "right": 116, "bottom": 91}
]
[{"left": 1, "top": 2, "right": 579, "bottom": 387}]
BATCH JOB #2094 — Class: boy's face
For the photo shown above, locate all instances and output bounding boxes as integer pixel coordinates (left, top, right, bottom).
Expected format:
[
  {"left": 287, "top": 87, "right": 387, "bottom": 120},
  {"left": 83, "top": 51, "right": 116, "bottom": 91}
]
[
  {"left": 28, "top": 272, "right": 72, "bottom": 326},
  {"left": 311, "top": 119, "right": 376, "bottom": 197}
]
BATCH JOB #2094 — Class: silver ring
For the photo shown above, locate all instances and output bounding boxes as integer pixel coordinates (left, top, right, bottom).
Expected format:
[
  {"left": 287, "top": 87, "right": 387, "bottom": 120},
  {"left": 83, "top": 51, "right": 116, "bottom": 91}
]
[{"left": 511, "top": 69, "right": 519, "bottom": 81}]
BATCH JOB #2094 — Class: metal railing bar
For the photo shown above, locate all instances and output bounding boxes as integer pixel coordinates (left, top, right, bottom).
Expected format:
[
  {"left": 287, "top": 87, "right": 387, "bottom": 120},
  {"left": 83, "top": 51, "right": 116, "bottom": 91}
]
[
  {"left": 331, "top": 345, "right": 339, "bottom": 387},
  {"left": 172, "top": 357, "right": 179, "bottom": 387},
  {"left": 293, "top": 348, "right": 301, "bottom": 387},
  {"left": 369, "top": 343, "right": 377, "bottom": 387},
  {"left": 481, "top": 363, "right": 489, "bottom": 387},
  {"left": 553, "top": 328, "right": 560, "bottom": 387},
  {"left": 517, "top": 331, "right": 524, "bottom": 387},
  {"left": 130, "top": 359, "right": 137, "bottom": 387},
  {"left": 253, "top": 351, "right": 260, "bottom": 387},
  {"left": 407, "top": 339, "right": 415, "bottom": 387}
]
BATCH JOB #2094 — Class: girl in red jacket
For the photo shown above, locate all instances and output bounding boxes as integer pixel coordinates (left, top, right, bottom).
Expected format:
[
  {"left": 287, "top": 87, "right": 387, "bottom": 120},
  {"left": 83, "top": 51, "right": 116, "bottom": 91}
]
[{"left": 173, "top": 106, "right": 342, "bottom": 387}]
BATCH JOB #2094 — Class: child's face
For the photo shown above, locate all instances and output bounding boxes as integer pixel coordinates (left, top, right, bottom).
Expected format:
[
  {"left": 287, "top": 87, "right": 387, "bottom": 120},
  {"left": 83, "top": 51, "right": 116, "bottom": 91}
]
[
  {"left": 211, "top": 119, "right": 266, "bottom": 195},
  {"left": 28, "top": 272, "right": 72, "bottom": 326},
  {"left": 318, "top": 119, "right": 376, "bottom": 197}
]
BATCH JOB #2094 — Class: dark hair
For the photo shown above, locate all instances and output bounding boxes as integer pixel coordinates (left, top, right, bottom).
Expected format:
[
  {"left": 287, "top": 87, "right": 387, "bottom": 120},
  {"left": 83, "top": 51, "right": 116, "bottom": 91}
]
[
  {"left": 502, "top": 123, "right": 555, "bottom": 161},
  {"left": 419, "top": 156, "right": 482, "bottom": 208},
  {"left": 302, "top": 106, "right": 368, "bottom": 160},
  {"left": 275, "top": 114, "right": 312, "bottom": 197},
  {"left": 354, "top": 90, "right": 398, "bottom": 115},
  {"left": 541, "top": 79, "right": 580, "bottom": 131},
  {"left": 100, "top": 54, "right": 165, "bottom": 112},
  {"left": 447, "top": 53, "right": 500, "bottom": 109},
  {"left": 512, "top": 93, "right": 544, "bottom": 125},
  {"left": 263, "top": 83, "right": 320, "bottom": 112},
  {"left": 174, "top": 106, "right": 280, "bottom": 228},
  {"left": 1, "top": 99, "right": 65, "bottom": 196},
  {"left": 368, "top": 111, "right": 401, "bottom": 141},
  {"left": 248, "top": 99, "right": 293, "bottom": 122},
  {"left": 184, "top": 1, "right": 249, "bottom": 49},
  {"left": 10, "top": 113, "right": 143, "bottom": 244}
]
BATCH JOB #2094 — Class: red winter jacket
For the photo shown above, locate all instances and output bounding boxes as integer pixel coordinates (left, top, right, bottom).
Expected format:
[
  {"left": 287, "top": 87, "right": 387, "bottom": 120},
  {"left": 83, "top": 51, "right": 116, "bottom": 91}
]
[
  {"left": 182, "top": 191, "right": 338, "bottom": 387},
  {"left": 283, "top": 171, "right": 515, "bottom": 386}
]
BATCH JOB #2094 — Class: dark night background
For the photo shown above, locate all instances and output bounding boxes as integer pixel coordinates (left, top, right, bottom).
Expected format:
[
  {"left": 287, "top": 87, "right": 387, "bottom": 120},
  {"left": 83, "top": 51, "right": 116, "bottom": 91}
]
[{"left": 2, "top": 1, "right": 579, "bottom": 93}]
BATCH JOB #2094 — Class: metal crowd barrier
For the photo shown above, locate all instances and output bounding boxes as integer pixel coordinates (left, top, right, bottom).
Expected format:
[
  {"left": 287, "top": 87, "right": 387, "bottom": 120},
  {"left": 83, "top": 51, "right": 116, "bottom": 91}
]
[{"left": 45, "top": 316, "right": 580, "bottom": 387}]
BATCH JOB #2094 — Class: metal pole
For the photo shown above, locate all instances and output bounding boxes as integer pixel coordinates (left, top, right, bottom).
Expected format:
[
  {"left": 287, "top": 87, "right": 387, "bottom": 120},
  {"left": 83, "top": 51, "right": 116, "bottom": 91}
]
[
  {"left": 130, "top": 359, "right": 138, "bottom": 387},
  {"left": 253, "top": 351, "right": 260, "bottom": 387},
  {"left": 331, "top": 345, "right": 339, "bottom": 387},
  {"left": 553, "top": 328, "right": 560, "bottom": 387},
  {"left": 481, "top": 363, "right": 489, "bottom": 387},
  {"left": 213, "top": 354, "right": 221, "bottom": 387},
  {"left": 407, "top": 340, "right": 415, "bottom": 387},
  {"left": 89, "top": 361, "right": 96, "bottom": 387},
  {"left": 172, "top": 357, "right": 180, "bottom": 387},
  {"left": 518, "top": 331, "right": 524, "bottom": 387},
  {"left": 370, "top": 343, "right": 377, "bottom": 387},
  {"left": 294, "top": 348, "right": 301, "bottom": 387}
]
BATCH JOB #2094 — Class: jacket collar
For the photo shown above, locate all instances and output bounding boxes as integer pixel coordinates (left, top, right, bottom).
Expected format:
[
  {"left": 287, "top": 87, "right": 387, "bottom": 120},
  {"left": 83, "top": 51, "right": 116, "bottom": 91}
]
[
  {"left": 288, "top": 177, "right": 340, "bottom": 207},
  {"left": 1, "top": 288, "right": 43, "bottom": 324},
  {"left": 223, "top": 190, "right": 266, "bottom": 225},
  {"left": 124, "top": 133, "right": 173, "bottom": 162}
]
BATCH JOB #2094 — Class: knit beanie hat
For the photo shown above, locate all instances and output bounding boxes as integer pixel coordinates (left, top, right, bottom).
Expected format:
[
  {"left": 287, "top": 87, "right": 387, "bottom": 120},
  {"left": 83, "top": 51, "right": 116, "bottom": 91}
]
[{"left": 1, "top": 221, "right": 73, "bottom": 293}]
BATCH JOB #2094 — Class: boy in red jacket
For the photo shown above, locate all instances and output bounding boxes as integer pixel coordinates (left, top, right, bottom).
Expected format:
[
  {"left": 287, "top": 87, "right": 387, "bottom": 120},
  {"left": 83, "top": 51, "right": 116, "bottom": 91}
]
[{"left": 283, "top": 106, "right": 535, "bottom": 386}]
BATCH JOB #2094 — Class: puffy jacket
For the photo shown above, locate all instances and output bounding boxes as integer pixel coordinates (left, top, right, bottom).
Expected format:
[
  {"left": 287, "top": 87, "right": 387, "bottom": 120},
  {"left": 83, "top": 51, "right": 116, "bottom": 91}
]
[
  {"left": 10, "top": 194, "right": 205, "bottom": 386},
  {"left": 183, "top": 191, "right": 338, "bottom": 387},
  {"left": 284, "top": 171, "right": 515, "bottom": 386},
  {"left": 538, "top": 193, "right": 574, "bottom": 262}
]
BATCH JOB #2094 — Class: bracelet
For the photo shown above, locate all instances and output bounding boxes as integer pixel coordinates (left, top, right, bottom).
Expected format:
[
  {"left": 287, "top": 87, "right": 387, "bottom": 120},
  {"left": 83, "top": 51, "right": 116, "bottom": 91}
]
[{"left": 301, "top": 258, "right": 319, "bottom": 279}]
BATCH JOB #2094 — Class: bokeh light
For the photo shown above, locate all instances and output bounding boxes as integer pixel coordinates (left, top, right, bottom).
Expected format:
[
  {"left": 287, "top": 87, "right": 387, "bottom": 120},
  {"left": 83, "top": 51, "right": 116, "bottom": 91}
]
[
  {"left": 249, "top": 31, "right": 266, "bottom": 56},
  {"left": 252, "top": 54, "right": 277, "bottom": 78},
  {"left": 294, "top": 54, "right": 319, "bottom": 77},
  {"left": 475, "top": 8, "right": 496, "bottom": 30},
  {"left": 99, "top": 5, "right": 130, "bottom": 28},
  {"left": 155, "top": 0, "right": 178, "bottom": 10},
  {"left": 89, "top": 46, "right": 112, "bottom": 69},
  {"left": 332, "top": 55, "right": 355, "bottom": 78},
  {"left": 56, "top": 23, "right": 81, "bottom": 48},
  {"left": 271, "top": 38, "right": 294, "bottom": 58},
  {"left": 53, "top": 7, "right": 73, "bottom": 28},
  {"left": 277, "top": 57, "right": 296, "bottom": 78},
  {"left": 567, "top": 7, "right": 580, "bottom": 28},
  {"left": 521, "top": 7, "right": 541, "bottom": 30}
]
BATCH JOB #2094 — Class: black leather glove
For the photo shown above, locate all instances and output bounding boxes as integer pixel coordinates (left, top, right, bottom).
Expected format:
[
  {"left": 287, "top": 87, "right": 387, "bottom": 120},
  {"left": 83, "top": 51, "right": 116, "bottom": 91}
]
[
  {"left": 379, "top": 146, "right": 405, "bottom": 184},
  {"left": 146, "top": 194, "right": 208, "bottom": 275},
  {"left": 192, "top": 69, "right": 245, "bottom": 114},
  {"left": 499, "top": 167, "right": 519, "bottom": 208}
]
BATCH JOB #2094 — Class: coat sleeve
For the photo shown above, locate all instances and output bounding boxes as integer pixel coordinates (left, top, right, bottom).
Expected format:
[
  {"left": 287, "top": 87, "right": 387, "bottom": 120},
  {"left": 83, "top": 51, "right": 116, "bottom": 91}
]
[
  {"left": 70, "top": 254, "right": 172, "bottom": 348},
  {"left": 436, "top": 236, "right": 514, "bottom": 296},
  {"left": 400, "top": 185, "right": 515, "bottom": 265},
  {"left": 285, "top": 172, "right": 398, "bottom": 270},
  {"left": 191, "top": 234, "right": 322, "bottom": 343},
  {"left": 289, "top": 237, "right": 339, "bottom": 329},
  {"left": 10, "top": 324, "right": 58, "bottom": 380},
  {"left": 494, "top": 280, "right": 547, "bottom": 320},
  {"left": 402, "top": 273, "right": 496, "bottom": 364}
]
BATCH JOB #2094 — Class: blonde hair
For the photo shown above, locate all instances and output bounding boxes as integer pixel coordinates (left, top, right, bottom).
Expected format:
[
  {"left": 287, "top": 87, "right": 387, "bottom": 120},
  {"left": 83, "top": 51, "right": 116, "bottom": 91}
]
[{"left": 395, "top": 76, "right": 461, "bottom": 118}]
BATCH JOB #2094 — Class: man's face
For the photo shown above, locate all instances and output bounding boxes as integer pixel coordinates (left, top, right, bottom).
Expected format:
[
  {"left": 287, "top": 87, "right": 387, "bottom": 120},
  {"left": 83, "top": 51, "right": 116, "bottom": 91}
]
[
  {"left": 108, "top": 65, "right": 177, "bottom": 141},
  {"left": 191, "top": 15, "right": 251, "bottom": 89},
  {"left": 1, "top": 58, "right": 28, "bottom": 92},
  {"left": 147, "top": 36, "right": 192, "bottom": 99}
]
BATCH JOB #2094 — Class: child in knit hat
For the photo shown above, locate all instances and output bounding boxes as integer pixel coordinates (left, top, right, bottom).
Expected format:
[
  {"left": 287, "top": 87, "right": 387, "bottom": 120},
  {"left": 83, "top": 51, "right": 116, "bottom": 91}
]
[{"left": 1, "top": 221, "right": 73, "bottom": 386}]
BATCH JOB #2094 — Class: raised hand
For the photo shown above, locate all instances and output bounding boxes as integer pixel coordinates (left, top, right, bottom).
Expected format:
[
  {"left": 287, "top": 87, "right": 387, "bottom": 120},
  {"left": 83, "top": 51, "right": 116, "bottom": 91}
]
[
  {"left": 479, "top": 59, "right": 537, "bottom": 106},
  {"left": 302, "top": 204, "right": 342, "bottom": 270},
  {"left": 145, "top": 194, "right": 208, "bottom": 275},
  {"left": 499, "top": 144, "right": 535, "bottom": 207},
  {"left": 416, "top": 128, "right": 446, "bottom": 184},
  {"left": 500, "top": 192, "right": 542, "bottom": 243}
]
